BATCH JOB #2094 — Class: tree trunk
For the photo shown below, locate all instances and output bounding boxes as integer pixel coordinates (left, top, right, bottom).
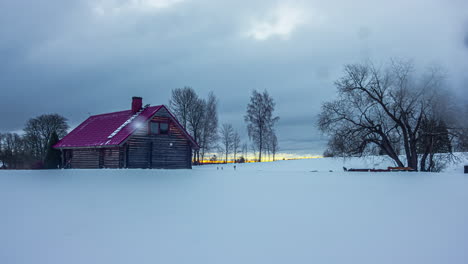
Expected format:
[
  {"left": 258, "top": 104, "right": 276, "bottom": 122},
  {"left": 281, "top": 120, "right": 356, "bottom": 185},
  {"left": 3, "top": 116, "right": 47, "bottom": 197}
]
[
  {"left": 379, "top": 133, "right": 405, "bottom": 167},
  {"left": 408, "top": 135, "right": 419, "bottom": 171}
]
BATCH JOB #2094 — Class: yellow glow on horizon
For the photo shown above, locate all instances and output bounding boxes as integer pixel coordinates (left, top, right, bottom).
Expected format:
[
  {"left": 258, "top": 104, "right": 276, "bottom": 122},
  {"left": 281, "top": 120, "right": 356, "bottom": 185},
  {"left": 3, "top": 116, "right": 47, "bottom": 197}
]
[{"left": 197, "top": 154, "right": 323, "bottom": 164}]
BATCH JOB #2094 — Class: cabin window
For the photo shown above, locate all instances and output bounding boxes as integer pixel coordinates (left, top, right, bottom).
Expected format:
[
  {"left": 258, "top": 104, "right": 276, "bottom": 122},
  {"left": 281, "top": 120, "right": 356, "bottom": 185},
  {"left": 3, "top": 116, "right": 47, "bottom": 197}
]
[
  {"left": 150, "top": 121, "right": 169, "bottom": 135},
  {"left": 159, "top": 122, "right": 169, "bottom": 134}
]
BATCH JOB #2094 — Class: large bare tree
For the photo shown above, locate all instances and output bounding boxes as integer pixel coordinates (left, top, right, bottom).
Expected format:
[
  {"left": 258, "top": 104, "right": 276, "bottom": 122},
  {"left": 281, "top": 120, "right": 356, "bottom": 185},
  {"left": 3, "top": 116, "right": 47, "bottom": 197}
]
[
  {"left": 244, "top": 90, "right": 279, "bottom": 162},
  {"left": 169, "top": 87, "right": 219, "bottom": 164},
  {"left": 318, "top": 59, "right": 450, "bottom": 171},
  {"left": 187, "top": 97, "right": 206, "bottom": 164},
  {"left": 199, "top": 92, "right": 219, "bottom": 163},
  {"left": 169, "top": 87, "right": 198, "bottom": 129}
]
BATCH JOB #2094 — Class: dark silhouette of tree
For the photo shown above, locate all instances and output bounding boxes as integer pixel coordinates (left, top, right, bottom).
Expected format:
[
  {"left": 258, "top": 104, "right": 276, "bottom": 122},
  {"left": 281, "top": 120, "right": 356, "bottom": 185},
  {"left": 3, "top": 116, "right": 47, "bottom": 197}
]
[
  {"left": 1, "top": 133, "right": 29, "bottom": 169},
  {"left": 199, "top": 92, "right": 219, "bottom": 163},
  {"left": 169, "top": 87, "right": 220, "bottom": 164},
  {"left": 318, "top": 59, "right": 450, "bottom": 171},
  {"left": 244, "top": 90, "right": 279, "bottom": 162},
  {"left": 169, "top": 87, "right": 198, "bottom": 129},
  {"left": 187, "top": 96, "right": 205, "bottom": 164},
  {"left": 232, "top": 131, "right": 241, "bottom": 163},
  {"left": 270, "top": 132, "right": 278, "bottom": 161},
  {"left": 220, "top": 124, "right": 234, "bottom": 163},
  {"left": 44, "top": 132, "right": 62, "bottom": 169},
  {"left": 23, "top": 114, "right": 68, "bottom": 162}
]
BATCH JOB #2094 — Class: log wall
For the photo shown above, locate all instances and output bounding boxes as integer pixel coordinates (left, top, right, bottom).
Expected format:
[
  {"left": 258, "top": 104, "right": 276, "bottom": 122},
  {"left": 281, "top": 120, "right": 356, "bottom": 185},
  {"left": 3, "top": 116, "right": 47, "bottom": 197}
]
[
  {"left": 65, "top": 147, "right": 121, "bottom": 169},
  {"left": 126, "top": 107, "right": 192, "bottom": 169},
  {"left": 68, "top": 149, "right": 99, "bottom": 169}
]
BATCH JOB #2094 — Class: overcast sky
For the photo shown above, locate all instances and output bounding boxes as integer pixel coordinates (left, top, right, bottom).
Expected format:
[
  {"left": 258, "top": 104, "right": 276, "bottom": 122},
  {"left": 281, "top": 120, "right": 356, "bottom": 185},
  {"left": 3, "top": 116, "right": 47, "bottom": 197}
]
[{"left": 1, "top": 0, "right": 467, "bottom": 156}]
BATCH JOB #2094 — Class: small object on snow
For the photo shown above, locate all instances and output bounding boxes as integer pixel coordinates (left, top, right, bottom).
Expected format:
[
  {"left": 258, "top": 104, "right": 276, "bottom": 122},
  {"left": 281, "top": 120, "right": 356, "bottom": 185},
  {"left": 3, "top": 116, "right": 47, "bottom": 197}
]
[
  {"left": 344, "top": 167, "right": 417, "bottom": 172},
  {"left": 329, "top": 170, "right": 333, "bottom": 172},
  {"left": 346, "top": 168, "right": 370, "bottom": 172},
  {"left": 234, "top": 165, "right": 236, "bottom": 170},
  {"left": 388, "top": 167, "right": 416, "bottom": 172},
  {"left": 221, "top": 167, "right": 223, "bottom": 170},
  {"left": 464, "top": 166, "right": 468, "bottom": 174},
  {"left": 217, "top": 167, "right": 219, "bottom": 170},
  {"left": 310, "top": 170, "right": 318, "bottom": 172}
]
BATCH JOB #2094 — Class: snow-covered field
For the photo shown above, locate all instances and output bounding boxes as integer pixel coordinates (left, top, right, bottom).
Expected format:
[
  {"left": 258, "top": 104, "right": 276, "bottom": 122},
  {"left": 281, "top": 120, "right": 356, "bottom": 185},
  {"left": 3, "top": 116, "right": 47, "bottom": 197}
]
[{"left": 1, "top": 156, "right": 468, "bottom": 264}]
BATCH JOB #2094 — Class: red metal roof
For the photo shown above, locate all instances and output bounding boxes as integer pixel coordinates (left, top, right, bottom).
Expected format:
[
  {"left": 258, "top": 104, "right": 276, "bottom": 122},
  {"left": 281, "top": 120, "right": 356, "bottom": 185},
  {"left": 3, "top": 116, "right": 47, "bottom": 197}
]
[{"left": 54, "top": 105, "right": 199, "bottom": 149}]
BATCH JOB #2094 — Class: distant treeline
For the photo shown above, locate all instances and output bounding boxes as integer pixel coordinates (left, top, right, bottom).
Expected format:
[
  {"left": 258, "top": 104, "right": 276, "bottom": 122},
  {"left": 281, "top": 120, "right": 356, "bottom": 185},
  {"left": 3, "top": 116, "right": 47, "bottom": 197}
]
[{"left": 0, "top": 114, "right": 68, "bottom": 169}]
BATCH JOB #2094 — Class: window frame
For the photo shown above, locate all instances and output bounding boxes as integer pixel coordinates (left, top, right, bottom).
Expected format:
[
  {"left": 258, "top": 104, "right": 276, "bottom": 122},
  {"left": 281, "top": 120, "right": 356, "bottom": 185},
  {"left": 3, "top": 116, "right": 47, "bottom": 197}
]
[
  {"left": 158, "top": 122, "right": 170, "bottom": 135},
  {"left": 149, "top": 121, "right": 170, "bottom": 135}
]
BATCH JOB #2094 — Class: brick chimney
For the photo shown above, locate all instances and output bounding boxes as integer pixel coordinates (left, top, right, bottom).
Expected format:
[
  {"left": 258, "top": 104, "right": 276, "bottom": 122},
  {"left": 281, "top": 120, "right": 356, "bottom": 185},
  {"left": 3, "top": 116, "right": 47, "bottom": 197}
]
[{"left": 131, "top": 97, "right": 143, "bottom": 114}]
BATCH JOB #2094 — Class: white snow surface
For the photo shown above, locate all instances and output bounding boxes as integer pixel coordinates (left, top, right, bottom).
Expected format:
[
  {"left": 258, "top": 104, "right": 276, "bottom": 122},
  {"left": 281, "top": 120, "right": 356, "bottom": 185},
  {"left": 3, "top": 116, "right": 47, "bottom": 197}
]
[{"left": 1, "top": 156, "right": 468, "bottom": 264}]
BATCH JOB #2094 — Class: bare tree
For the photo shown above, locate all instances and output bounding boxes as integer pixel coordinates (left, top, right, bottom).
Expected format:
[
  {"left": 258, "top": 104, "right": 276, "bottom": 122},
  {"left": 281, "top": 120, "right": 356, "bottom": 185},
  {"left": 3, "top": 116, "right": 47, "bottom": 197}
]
[
  {"left": 417, "top": 119, "right": 452, "bottom": 171},
  {"left": 220, "top": 124, "right": 234, "bottom": 163},
  {"left": 271, "top": 132, "right": 278, "bottom": 161},
  {"left": 1, "top": 133, "right": 27, "bottom": 169},
  {"left": 453, "top": 100, "right": 468, "bottom": 151},
  {"left": 250, "top": 143, "right": 258, "bottom": 162},
  {"left": 232, "top": 131, "right": 241, "bottom": 163},
  {"left": 318, "top": 59, "right": 449, "bottom": 171},
  {"left": 0, "top": 133, "right": 4, "bottom": 167},
  {"left": 170, "top": 88, "right": 219, "bottom": 165},
  {"left": 199, "top": 92, "right": 219, "bottom": 163},
  {"left": 264, "top": 130, "right": 279, "bottom": 161},
  {"left": 169, "top": 87, "right": 198, "bottom": 129},
  {"left": 242, "top": 143, "right": 248, "bottom": 159},
  {"left": 244, "top": 90, "right": 279, "bottom": 162},
  {"left": 23, "top": 114, "right": 69, "bottom": 161},
  {"left": 187, "top": 97, "right": 206, "bottom": 164}
]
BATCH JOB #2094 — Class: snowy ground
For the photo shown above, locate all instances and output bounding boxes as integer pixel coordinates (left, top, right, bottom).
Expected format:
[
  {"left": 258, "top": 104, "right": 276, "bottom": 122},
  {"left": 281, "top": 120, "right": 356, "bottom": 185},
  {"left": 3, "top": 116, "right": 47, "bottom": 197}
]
[{"left": 1, "top": 156, "right": 468, "bottom": 264}]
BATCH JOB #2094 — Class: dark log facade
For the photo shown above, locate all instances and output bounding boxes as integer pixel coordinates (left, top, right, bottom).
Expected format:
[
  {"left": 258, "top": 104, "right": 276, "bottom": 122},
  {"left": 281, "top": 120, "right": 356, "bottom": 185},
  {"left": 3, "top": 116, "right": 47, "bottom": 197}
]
[{"left": 62, "top": 108, "right": 193, "bottom": 169}]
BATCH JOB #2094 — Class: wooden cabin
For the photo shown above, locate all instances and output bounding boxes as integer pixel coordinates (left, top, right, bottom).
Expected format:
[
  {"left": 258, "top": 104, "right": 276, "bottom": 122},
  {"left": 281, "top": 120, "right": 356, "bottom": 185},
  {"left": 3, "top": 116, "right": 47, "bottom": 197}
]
[{"left": 54, "top": 97, "right": 199, "bottom": 169}]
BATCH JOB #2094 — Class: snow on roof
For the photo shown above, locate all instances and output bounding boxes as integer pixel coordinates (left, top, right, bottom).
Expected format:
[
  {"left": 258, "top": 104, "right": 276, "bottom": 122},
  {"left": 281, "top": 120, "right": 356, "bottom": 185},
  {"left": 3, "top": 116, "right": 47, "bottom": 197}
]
[
  {"left": 107, "top": 105, "right": 147, "bottom": 140},
  {"left": 53, "top": 106, "right": 165, "bottom": 148}
]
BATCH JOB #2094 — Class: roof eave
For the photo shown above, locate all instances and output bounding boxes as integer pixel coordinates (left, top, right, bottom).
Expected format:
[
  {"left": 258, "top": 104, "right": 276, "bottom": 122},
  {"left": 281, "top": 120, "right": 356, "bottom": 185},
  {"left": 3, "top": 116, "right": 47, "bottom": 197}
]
[{"left": 53, "top": 145, "right": 121, "bottom": 150}]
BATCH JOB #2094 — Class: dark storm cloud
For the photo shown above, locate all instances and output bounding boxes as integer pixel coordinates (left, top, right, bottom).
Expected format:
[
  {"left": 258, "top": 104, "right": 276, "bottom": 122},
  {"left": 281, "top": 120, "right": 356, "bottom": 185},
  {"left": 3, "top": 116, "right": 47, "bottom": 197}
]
[{"left": 1, "top": 0, "right": 468, "bottom": 155}]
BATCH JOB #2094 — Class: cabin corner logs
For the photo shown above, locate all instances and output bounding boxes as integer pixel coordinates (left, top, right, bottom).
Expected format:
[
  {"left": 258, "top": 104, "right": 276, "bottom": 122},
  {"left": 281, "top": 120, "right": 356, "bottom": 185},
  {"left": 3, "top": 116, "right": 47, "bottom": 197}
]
[{"left": 63, "top": 108, "right": 193, "bottom": 169}]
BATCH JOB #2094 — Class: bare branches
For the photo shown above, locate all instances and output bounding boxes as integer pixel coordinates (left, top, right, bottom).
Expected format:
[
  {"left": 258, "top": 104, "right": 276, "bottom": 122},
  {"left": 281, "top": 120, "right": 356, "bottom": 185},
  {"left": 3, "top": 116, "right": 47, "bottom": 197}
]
[
  {"left": 199, "top": 92, "right": 219, "bottom": 163},
  {"left": 220, "top": 124, "right": 234, "bottom": 163},
  {"left": 319, "top": 59, "right": 451, "bottom": 171},
  {"left": 169, "top": 87, "right": 219, "bottom": 164},
  {"left": 169, "top": 87, "right": 198, "bottom": 129},
  {"left": 244, "top": 90, "right": 279, "bottom": 162},
  {"left": 232, "top": 131, "right": 241, "bottom": 162},
  {"left": 23, "top": 114, "right": 69, "bottom": 161}
]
